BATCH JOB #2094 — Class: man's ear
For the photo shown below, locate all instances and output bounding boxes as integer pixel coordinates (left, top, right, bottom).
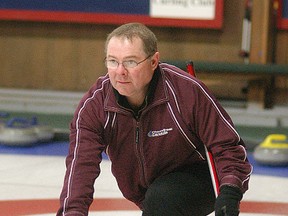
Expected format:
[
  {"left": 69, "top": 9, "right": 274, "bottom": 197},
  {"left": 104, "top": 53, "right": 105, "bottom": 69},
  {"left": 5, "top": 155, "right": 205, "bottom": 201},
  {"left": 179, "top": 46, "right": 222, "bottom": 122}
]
[{"left": 151, "top": 52, "right": 160, "bottom": 70}]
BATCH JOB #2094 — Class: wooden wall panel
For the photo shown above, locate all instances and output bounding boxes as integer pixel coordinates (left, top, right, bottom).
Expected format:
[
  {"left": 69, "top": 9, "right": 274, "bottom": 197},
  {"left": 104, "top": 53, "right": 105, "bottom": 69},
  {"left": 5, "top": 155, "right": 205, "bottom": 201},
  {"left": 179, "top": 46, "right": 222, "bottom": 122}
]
[
  {"left": 45, "top": 38, "right": 78, "bottom": 90},
  {"left": 0, "top": 22, "right": 113, "bottom": 91},
  {"left": 250, "top": 0, "right": 272, "bottom": 64},
  {"left": 276, "top": 32, "right": 288, "bottom": 64}
]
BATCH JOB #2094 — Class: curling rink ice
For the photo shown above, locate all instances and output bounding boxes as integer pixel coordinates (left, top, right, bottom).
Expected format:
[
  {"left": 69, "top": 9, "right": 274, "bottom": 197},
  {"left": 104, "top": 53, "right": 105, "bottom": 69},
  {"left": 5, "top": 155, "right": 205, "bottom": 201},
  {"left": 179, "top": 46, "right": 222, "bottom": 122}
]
[{"left": 0, "top": 152, "right": 287, "bottom": 216}]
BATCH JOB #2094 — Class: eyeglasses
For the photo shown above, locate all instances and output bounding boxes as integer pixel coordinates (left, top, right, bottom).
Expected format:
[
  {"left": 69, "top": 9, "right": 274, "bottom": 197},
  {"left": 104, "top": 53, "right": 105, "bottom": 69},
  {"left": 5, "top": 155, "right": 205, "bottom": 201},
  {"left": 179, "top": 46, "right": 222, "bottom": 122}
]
[{"left": 104, "top": 55, "right": 152, "bottom": 69}]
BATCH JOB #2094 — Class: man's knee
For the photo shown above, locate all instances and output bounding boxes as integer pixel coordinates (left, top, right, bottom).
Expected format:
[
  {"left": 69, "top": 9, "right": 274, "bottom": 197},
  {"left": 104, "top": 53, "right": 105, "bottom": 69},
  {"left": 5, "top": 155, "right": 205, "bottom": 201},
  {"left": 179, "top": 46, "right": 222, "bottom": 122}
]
[
  {"left": 142, "top": 177, "right": 179, "bottom": 215},
  {"left": 141, "top": 170, "right": 215, "bottom": 216},
  {"left": 142, "top": 181, "right": 168, "bottom": 210}
]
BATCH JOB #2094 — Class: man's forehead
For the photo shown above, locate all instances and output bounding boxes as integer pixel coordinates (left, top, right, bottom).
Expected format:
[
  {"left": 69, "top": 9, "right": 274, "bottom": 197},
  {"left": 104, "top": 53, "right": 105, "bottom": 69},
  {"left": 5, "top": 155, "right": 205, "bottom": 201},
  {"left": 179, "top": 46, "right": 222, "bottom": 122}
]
[{"left": 107, "top": 36, "right": 145, "bottom": 55}]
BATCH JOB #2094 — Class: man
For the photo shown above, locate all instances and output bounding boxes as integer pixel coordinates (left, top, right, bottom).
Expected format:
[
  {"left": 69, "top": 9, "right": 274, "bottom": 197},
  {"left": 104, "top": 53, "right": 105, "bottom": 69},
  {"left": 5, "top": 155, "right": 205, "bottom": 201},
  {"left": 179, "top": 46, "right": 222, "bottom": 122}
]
[{"left": 57, "top": 22, "right": 252, "bottom": 216}]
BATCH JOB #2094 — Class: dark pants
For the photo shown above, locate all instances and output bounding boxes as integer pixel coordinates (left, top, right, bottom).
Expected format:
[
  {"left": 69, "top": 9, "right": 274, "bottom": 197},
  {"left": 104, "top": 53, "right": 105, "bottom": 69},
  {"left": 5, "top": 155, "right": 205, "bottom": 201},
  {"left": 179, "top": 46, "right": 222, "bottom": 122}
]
[{"left": 142, "top": 163, "right": 215, "bottom": 216}]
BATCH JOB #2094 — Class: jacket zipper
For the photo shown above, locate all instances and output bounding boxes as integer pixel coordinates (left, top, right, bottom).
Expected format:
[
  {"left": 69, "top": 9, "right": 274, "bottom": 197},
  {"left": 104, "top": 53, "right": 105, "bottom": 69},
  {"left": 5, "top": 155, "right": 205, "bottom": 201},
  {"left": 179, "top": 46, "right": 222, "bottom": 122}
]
[
  {"left": 135, "top": 121, "right": 148, "bottom": 187},
  {"left": 136, "top": 125, "right": 140, "bottom": 145}
]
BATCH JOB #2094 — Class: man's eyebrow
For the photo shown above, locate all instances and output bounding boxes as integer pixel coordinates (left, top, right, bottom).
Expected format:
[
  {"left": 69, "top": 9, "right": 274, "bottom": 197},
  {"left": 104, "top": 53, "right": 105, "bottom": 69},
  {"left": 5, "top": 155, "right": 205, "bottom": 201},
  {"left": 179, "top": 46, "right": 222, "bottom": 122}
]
[
  {"left": 107, "top": 55, "right": 138, "bottom": 60},
  {"left": 123, "top": 56, "right": 138, "bottom": 60},
  {"left": 106, "top": 54, "right": 117, "bottom": 59}
]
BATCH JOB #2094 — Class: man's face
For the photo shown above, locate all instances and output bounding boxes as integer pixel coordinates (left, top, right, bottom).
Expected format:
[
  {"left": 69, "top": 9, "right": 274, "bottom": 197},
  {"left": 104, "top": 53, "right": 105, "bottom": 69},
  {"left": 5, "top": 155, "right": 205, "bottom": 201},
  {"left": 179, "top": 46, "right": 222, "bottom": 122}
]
[{"left": 106, "top": 36, "right": 159, "bottom": 103}]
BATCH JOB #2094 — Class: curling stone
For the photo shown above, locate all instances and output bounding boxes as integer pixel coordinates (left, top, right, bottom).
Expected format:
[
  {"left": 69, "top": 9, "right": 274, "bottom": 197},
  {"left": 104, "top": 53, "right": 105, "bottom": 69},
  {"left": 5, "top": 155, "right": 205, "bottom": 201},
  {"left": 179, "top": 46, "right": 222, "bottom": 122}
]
[
  {"left": 0, "top": 117, "right": 38, "bottom": 146},
  {"left": 253, "top": 134, "right": 288, "bottom": 166},
  {"left": 31, "top": 116, "right": 54, "bottom": 142}
]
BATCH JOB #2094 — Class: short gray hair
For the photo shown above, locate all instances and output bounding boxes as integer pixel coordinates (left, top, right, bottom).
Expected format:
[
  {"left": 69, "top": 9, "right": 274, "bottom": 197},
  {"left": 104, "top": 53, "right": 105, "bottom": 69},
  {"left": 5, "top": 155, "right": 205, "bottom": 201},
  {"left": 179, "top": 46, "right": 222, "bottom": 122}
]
[{"left": 105, "top": 23, "right": 158, "bottom": 56}]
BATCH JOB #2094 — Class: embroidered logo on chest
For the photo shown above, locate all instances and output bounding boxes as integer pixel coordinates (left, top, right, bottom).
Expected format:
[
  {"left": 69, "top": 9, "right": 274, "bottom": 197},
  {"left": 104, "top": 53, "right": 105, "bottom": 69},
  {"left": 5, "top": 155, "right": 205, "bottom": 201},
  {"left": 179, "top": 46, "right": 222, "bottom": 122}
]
[{"left": 147, "top": 128, "right": 173, "bottom": 137}]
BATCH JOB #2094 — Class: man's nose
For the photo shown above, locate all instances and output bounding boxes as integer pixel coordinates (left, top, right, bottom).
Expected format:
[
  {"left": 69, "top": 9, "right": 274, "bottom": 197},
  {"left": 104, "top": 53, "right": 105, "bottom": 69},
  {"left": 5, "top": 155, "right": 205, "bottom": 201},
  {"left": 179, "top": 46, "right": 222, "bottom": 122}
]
[{"left": 115, "top": 63, "right": 127, "bottom": 75}]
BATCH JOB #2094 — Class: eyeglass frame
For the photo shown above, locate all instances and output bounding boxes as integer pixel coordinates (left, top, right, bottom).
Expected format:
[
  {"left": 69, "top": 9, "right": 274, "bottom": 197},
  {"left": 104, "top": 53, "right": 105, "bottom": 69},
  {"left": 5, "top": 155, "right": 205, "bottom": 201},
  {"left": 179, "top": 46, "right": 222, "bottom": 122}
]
[{"left": 104, "top": 54, "right": 153, "bottom": 69}]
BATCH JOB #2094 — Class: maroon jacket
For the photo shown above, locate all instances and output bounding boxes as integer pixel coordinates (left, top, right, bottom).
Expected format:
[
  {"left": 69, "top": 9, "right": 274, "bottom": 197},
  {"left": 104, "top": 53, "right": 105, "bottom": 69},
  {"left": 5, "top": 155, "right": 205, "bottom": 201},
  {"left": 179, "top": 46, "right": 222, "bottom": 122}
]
[{"left": 57, "top": 63, "right": 252, "bottom": 215}]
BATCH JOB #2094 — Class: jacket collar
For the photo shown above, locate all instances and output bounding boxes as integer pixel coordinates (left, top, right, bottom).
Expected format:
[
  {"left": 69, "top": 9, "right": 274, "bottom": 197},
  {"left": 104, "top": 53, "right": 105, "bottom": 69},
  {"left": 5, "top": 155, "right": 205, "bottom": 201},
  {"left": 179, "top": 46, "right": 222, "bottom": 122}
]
[{"left": 104, "top": 65, "right": 169, "bottom": 113}]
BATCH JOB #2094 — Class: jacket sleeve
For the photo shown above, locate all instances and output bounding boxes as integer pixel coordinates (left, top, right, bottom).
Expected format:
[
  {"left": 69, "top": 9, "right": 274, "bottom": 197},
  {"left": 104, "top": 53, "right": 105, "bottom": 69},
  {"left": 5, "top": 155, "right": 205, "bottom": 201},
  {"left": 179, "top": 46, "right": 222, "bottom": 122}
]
[
  {"left": 192, "top": 81, "right": 252, "bottom": 193},
  {"left": 57, "top": 95, "right": 106, "bottom": 216}
]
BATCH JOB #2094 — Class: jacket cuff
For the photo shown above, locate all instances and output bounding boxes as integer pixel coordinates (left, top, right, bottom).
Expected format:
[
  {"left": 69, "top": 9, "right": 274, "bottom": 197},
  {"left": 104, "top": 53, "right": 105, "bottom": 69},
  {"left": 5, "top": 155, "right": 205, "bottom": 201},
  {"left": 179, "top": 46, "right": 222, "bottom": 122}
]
[{"left": 220, "top": 175, "right": 245, "bottom": 193}]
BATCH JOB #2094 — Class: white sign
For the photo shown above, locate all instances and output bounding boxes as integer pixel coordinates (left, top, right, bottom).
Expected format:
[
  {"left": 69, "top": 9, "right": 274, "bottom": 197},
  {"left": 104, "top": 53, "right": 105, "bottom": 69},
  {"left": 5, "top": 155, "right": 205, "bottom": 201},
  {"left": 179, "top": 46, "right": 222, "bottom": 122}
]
[{"left": 150, "top": 0, "right": 216, "bottom": 20}]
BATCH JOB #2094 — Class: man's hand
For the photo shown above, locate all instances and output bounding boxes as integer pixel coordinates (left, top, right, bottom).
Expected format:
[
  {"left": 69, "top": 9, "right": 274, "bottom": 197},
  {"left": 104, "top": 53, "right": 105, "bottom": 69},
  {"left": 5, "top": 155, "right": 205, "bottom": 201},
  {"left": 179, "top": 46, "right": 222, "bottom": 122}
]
[{"left": 215, "top": 185, "right": 243, "bottom": 216}]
